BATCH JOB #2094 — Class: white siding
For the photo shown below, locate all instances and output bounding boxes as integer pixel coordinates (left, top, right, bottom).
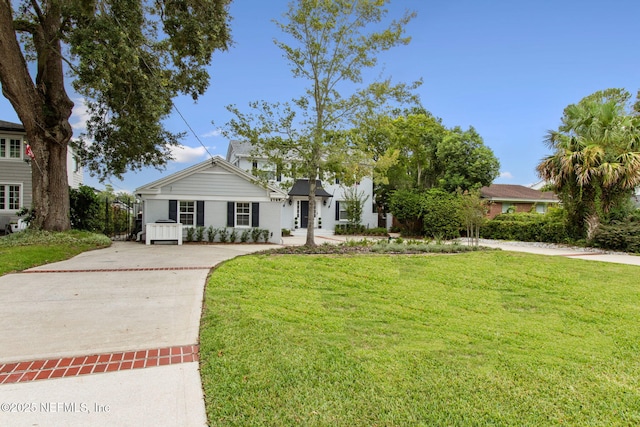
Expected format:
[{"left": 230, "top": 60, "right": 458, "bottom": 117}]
[
  {"left": 159, "top": 169, "right": 268, "bottom": 199},
  {"left": 258, "top": 202, "right": 283, "bottom": 243},
  {"left": 0, "top": 157, "right": 31, "bottom": 230}
]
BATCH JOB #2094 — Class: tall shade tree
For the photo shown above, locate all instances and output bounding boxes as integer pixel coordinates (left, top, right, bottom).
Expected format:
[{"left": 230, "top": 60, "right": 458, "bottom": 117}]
[
  {"left": 537, "top": 88, "right": 640, "bottom": 238},
  {"left": 0, "top": 0, "right": 231, "bottom": 230},
  {"left": 225, "top": 0, "right": 420, "bottom": 246},
  {"left": 357, "top": 111, "right": 499, "bottom": 209}
]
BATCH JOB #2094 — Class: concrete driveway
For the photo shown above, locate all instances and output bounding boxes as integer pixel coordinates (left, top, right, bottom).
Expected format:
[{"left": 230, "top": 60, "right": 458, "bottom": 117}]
[
  {"left": 473, "top": 239, "right": 640, "bottom": 266},
  {"left": 0, "top": 242, "right": 272, "bottom": 427}
]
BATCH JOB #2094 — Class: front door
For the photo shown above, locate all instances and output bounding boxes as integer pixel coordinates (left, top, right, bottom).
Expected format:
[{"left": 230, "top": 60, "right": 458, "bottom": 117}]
[{"left": 300, "top": 201, "right": 309, "bottom": 228}]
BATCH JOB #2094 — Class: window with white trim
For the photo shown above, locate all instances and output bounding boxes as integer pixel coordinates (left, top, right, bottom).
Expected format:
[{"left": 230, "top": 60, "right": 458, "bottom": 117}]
[
  {"left": 339, "top": 201, "right": 349, "bottom": 220},
  {"left": 502, "top": 203, "right": 515, "bottom": 214},
  {"left": 179, "top": 201, "right": 195, "bottom": 225},
  {"left": 236, "top": 202, "right": 251, "bottom": 227},
  {"left": 0, "top": 139, "right": 22, "bottom": 159},
  {"left": 0, "top": 184, "right": 21, "bottom": 210}
]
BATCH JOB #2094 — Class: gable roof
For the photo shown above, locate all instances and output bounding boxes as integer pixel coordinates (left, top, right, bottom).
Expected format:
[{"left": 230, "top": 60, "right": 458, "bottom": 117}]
[
  {"left": 288, "top": 179, "right": 333, "bottom": 197},
  {"left": 135, "top": 155, "right": 288, "bottom": 200},
  {"left": 480, "top": 184, "right": 559, "bottom": 202},
  {"left": 0, "top": 120, "right": 25, "bottom": 132},
  {"left": 226, "top": 140, "right": 255, "bottom": 161}
]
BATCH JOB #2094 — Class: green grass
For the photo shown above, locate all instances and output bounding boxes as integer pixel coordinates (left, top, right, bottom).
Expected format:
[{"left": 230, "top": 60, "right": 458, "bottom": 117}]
[
  {"left": 0, "top": 230, "right": 111, "bottom": 276},
  {"left": 200, "top": 252, "right": 640, "bottom": 426}
]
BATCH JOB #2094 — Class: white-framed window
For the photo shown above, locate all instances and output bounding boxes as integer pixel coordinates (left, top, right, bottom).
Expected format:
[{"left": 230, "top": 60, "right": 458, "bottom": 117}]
[
  {"left": 236, "top": 202, "right": 251, "bottom": 227},
  {"left": 339, "top": 201, "right": 349, "bottom": 220},
  {"left": 0, "top": 184, "right": 21, "bottom": 211},
  {"left": 179, "top": 201, "right": 195, "bottom": 225},
  {"left": 0, "top": 138, "right": 22, "bottom": 159},
  {"left": 535, "top": 204, "right": 547, "bottom": 214},
  {"left": 501, "top": 203, "right": 515, "bottom": 214}
]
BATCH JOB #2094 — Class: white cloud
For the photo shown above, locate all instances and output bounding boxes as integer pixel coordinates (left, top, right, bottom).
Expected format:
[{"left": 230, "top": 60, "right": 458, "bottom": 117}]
[
  {"left": 201, "top": 128, "right": 222, "bottom": 138},
  {"left": 170, "top": 145, "right": 210, "bottom": 163},
  {"left": 70, "top": 98, "right": 91, "bottom": 133},
  {"left": 499, "top": 171, "right": 513, "bottom": 179}
]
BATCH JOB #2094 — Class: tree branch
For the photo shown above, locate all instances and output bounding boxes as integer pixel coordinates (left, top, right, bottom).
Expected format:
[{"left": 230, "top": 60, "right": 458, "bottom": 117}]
[{"left": 13, "top": 19, "right": 37, "bottom": 34}]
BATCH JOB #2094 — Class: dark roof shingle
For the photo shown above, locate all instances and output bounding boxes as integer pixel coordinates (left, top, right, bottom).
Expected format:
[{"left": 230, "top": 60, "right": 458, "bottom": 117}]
[
  {"left": 288, "top": 179, "right": 333, "bottom": 197},
  {"left": 0, "top": 120, "right": 25, "bottom": 132},
  {"left": 480, "top": 184, "right": 558, "bottom": 202}
]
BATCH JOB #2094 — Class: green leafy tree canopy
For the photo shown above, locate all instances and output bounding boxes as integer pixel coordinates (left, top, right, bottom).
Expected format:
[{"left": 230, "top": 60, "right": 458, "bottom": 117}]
[
  {"left": 224, "top": 0, "right": 421, "bottom": 246},
  {"left": 0, "top": 0, "right": 232, "bottom": 230},
  {"left": 537, "top": 88, "right": 640, "bottom": 238}
]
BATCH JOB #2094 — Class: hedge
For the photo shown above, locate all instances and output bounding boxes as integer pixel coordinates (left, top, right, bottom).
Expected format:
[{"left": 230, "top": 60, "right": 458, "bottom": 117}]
[
  {"left": 334, "top": 224, "right": 388, "bottom": 236},
  {"left": 480, "top": 212, "right": 568, "bottom": 243},
  {"left": 591, "top": 222, "right": 640, "bottom": 253}
]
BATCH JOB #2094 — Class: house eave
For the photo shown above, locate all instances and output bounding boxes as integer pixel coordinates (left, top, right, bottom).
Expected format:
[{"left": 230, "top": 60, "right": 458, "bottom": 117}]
[{"left": 484, "top": 197, "right": 560, "bottom": 203}]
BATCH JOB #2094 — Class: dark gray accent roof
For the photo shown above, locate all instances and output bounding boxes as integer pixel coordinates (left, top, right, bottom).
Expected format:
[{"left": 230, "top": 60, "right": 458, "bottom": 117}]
[
  {"left": 0, "top": 120, "right": 25, "bottom": 132},
  {"left": 288, "top": 179, "right": 333, "bottom": 197}
]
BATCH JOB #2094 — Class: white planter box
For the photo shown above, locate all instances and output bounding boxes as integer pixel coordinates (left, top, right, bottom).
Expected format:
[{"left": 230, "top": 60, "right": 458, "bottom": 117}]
[
  {"left": 145, "top": 223, "right": 183, "bottom": 245},
  {"left": 10, "top": 219, "right": 27, "bottom": 233}
]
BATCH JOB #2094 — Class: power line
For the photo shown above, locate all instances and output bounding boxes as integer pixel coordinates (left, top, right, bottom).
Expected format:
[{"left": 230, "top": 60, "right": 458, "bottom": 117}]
[{"left": 172, "top": 104, "right": 214, "bottom": 159}]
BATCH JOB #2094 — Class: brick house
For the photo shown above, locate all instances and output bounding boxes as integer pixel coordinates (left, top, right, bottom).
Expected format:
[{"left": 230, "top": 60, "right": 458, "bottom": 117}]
[{"left": 480, "top": 184, "right": 559, "bottom": 219}]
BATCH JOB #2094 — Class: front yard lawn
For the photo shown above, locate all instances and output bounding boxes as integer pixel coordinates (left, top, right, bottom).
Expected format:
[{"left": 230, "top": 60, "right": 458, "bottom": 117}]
[
  {"left": 0, "top": 230, "right": 111, "bottom": 276},
  {"left": 200, "top": 251, "right": 640, "bottom": 426}
]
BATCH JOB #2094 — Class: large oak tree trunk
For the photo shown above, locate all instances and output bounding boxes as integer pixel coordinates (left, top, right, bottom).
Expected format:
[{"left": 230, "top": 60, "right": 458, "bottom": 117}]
[
  {"left": 30, "top": 132, "right": 71, "bottom": 231},
  {"left": 0, "top": 1, "right": 73, "bottom": 231}
]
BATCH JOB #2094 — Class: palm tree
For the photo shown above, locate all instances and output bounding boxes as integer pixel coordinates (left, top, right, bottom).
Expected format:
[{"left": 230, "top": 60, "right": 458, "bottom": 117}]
[{"left": 537, "top": 89, "right": 640, "bottom": 238}]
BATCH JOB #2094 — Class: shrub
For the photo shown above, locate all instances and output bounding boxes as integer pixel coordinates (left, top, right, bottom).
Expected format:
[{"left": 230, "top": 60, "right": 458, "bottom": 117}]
[
  {"left": 334, "top": 225, "right": 388, "bottom": 236},
  {"left": 335, "top": 224, "right": 365, "bottom": 235},
  {"left": 69, "top": 185, "right": 102, "bottom": 232},
  {"left": 196, "top": 226, "right": 205, "bottom": 242},
  {"left": 230, "top": 229, "right": 238, "bottom": 243},
  {"left": 281, "top": 228, "right": 291, "bottom": 237},
  {"left": 389, "top": 189, "right": 462, "bottom": 238},
  {"left": 241, "top": 229, "right": 251, "bottom": 243},
  {"left": 388, "top": 190, "right": 424, "bottom": 235},
  {"left": 421, "top": 189, "right": 462, "bottom": 239},
  {"left": 186, "top": 227, "right": 195, "bottom": 242},
  {"left": 481, "top": 212, "right": 568, "bottom": 243},
  {"left": 363, "top": 227, "right": 388, "bottom": 236},
  {"left": 261, "top": 229, "right": 271, "bottom": 243},
  {"left": 591, "top": 222, "right": 640, "bottom": 253},
  {"left": 207, "top": 226, "right": 216, "bottom": 243},
  {"left": 251, "top": 228, "right": 262, "bottom": 243},
  {"left": 218, "top": 228, "right": 229, "bottom": 243}
]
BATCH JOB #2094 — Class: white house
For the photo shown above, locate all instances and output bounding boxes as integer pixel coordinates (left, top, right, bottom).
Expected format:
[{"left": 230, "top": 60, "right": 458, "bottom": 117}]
[
  {"left": 135, "top": 156, "right": 288, "bottom": 244},
  {"left": 0, "top": 119, "right": 83, "bottom": 232},
  {"left": 225, "top": 140, "right": 385, "bottom": 232}
]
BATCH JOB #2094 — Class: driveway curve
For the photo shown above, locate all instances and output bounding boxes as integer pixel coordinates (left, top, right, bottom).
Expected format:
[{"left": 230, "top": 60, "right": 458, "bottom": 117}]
[{"left": 0, "top": 241, "right": 273, "bottom": 427}]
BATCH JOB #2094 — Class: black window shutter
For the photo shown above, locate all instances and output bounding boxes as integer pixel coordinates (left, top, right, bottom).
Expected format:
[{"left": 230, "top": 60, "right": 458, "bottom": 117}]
[
  {"left": 196, "top": 201, "right": 205, "bottom": 227},
  {"left": 335, "top": 201, "right": 340, "bottom": 221},
  {"left": 169, "top": 200, "right": 177, "bottom": 221},
  {"left": 227, "top": 202, "right": 235, "bottom": 227},
  {"left": 251, "top": 203, "right": 259, "bottom": 227}
]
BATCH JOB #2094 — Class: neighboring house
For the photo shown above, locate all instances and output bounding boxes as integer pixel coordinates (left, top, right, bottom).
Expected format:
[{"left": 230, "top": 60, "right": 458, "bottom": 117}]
[
  {"left": 0, "top": 119, "right": 84, "bottom": 232},
  {"left": 135, "top": 156, "right": 288, "bottom": 243},
  {"left": 533, "top": 179, "right": 640, "bottom": 209},
  {"left": 225, "top": 140, "right": 382, "bottom": 232},
  {"left": 480, "top": 184, "right": 560, "bottom": 219}
]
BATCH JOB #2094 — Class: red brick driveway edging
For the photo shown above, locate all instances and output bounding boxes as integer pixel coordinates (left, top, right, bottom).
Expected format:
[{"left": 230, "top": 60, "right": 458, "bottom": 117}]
[{"left": 0, "top": 345, "right": 199, "bottom": 385}]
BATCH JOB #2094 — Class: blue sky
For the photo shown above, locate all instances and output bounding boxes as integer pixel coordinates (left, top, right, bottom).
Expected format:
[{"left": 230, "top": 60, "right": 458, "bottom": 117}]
[{"left": 2, "top": 0, "right": 639, "bottom": 193}]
